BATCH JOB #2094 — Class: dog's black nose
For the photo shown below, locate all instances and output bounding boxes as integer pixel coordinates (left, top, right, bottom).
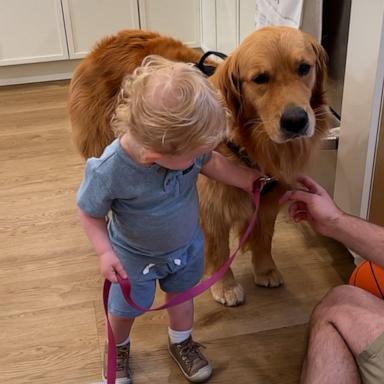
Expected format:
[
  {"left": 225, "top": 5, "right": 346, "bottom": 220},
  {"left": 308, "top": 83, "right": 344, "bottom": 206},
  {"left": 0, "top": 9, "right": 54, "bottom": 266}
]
[{"left": 280, "top": 105, "right": 309, "bottom": 137}]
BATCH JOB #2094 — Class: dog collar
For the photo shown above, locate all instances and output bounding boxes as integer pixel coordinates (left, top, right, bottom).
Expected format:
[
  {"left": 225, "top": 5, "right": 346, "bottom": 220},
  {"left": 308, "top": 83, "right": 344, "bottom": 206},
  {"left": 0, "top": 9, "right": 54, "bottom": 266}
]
[{"left": 225, "top": 139, "right": 278, "bottom": 195}]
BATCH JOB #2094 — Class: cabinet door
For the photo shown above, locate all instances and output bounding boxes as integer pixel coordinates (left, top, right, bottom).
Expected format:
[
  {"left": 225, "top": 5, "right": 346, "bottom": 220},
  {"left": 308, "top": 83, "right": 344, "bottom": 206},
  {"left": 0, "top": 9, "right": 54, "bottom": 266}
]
[
  {"left": 216, "top": 0, "right": 238, "bottom": 54},
  {"left": 0, "top": 0, "right": 68, "bottom": 66},
  {"left": 138, "top": 0, "right": 200, "bottom": 47},
  {"left": 62, "top": 0, "right": 140, "bottom": 59},
  {"left": 239, "top": 0, "right": 257, "bottom": 43},
  {"left": 201, "top": 0, "right": 217, "bottom": 51}
]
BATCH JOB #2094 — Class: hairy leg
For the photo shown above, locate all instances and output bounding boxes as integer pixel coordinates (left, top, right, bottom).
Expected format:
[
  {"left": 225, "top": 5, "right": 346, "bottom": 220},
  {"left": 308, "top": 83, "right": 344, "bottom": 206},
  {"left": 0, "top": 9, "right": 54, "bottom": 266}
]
[{"left": 301, "top": 285, "right": 384, "bottom": 384}]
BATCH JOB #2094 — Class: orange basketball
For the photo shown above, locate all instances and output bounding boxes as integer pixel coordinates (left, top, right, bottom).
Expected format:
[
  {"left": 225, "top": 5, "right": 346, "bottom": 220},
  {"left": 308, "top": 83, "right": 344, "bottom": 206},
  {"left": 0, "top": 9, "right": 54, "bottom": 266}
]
[{"left": 349, "top": 260, "right": 384, "bottom": 299}]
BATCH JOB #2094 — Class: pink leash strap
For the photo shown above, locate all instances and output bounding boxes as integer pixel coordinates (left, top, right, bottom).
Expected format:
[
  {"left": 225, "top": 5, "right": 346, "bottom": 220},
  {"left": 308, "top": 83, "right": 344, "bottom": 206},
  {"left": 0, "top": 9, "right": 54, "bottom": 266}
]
[{"left": 103, "top": 177, "right": 267, "bottom": 384}]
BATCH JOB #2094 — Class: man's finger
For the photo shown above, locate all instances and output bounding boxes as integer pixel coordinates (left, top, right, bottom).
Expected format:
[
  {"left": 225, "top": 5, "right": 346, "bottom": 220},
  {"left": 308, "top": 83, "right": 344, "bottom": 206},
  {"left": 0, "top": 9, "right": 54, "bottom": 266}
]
[
  {"left": 288, "top": 202, "right": 299, "bottom": 217},
  {"left": 290, "top": 201, "right": 307, "bottom": 213},
  {"left": 289, "top": 203, "right": 307, "bottom": 218},
  {"left": 293, "top": 212, "right": 309, "bottom": 222},
  {"left": 279, "top": 190, "right": 294, "bottom": 205},
  {"left": 296, "top": 175, "right": 325, "bottom": 195},
  {"left": 297, "top": 201, "right": 307, "bottom": 211},
  {"left": 279, "top": 189, "right": 315, "bottom": 206}
]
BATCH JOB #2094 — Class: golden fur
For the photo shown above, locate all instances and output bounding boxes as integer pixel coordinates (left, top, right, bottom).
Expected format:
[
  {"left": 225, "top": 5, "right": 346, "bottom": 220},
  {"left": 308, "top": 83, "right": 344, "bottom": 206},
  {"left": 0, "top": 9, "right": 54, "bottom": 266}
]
[{"left": 69, "top": 27, "right": 329, "bottom": 306}]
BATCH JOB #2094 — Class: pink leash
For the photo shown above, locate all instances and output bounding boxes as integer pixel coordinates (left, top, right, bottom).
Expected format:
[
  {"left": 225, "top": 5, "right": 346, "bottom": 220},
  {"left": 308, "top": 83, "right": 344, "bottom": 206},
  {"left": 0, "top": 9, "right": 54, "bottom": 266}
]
[{"left": 103, "top": 177, "right": 269, "bottom": 384}]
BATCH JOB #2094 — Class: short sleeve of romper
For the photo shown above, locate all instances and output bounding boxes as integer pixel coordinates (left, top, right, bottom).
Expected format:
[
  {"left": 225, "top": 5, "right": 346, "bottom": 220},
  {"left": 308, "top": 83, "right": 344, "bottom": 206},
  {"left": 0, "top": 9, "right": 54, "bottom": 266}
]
[
  {"left": 195, "top": 151, "right": 212, "bottom": 169},
  {"left": 76, "top": 160, "right": 113, "bottom": 218}
]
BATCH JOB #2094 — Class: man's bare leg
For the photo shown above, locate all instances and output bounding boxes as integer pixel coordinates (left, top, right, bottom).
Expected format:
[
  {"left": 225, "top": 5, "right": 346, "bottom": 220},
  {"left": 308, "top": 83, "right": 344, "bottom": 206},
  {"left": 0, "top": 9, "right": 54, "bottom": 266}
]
[{"left": 301, "top": 285, "right": 384, "bottom": 384}]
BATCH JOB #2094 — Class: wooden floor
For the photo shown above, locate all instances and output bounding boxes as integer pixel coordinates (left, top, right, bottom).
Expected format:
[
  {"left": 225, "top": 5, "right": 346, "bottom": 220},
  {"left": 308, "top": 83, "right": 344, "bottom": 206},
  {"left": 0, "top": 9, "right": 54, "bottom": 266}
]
[{"left": 0, "top": 81, "right": 355, "bottom": 384}]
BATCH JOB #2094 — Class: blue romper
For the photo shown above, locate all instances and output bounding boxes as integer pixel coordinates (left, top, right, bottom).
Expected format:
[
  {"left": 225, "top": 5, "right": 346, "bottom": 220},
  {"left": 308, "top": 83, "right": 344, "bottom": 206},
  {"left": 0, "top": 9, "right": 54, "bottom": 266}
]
[{"left": 77, "top": 138, "right": 211, "bottom": 318}]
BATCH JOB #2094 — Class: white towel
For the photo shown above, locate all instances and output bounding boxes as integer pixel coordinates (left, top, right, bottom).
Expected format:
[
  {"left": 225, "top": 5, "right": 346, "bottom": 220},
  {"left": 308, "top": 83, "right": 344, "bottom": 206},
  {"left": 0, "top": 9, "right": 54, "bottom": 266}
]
[{"left": 255, "top": 0, "right": 304, "bottom": 30}]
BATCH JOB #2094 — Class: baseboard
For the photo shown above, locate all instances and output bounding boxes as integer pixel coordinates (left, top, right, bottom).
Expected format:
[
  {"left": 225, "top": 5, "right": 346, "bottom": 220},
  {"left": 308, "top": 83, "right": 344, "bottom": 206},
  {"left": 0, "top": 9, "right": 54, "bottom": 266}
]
[{"left": 0, "top": 59, "right": 82, "bottom": 86}]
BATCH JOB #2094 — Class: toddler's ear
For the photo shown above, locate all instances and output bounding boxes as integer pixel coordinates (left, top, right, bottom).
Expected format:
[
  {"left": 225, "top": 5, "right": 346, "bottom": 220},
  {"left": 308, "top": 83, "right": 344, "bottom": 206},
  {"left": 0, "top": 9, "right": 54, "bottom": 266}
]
[{"left": 142, "top": 149, "right": 164, "bottom": 163}]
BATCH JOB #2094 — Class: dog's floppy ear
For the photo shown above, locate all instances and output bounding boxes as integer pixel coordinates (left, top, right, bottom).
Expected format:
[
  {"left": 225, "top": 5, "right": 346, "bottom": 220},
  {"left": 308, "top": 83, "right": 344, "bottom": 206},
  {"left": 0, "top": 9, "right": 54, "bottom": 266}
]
[
  {"left": 308, "top": 35, "right": 328, "bottom": 107},
  {"left": 212, "top": 54, "right": 243, "bottom": 121}
]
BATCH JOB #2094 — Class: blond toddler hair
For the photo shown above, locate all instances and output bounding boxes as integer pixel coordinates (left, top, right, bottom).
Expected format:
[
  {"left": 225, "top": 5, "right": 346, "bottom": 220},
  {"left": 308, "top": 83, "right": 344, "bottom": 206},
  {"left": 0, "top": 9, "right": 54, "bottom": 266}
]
[{"left": 111, "top": 55, "right": 228, "bottom": 155}]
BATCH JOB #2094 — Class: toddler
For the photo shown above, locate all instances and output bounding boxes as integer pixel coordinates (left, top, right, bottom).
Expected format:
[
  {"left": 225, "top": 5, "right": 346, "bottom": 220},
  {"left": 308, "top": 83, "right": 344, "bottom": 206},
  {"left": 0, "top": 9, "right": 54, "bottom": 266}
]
[{"left": 77, "top": 55, "right": 262, "bottom": 383}]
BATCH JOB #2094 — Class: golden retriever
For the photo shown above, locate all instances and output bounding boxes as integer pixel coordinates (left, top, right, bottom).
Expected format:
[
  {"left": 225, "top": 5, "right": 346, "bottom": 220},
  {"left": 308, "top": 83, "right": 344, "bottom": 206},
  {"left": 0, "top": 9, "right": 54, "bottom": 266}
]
[{"left": 69, "top": 26, "right": 329, "bottom": 306}]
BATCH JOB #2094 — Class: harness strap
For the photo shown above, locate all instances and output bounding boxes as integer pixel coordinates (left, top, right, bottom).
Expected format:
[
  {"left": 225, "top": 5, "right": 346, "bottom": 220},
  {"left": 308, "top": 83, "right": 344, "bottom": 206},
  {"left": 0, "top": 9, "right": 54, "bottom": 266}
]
[
  {"left": 225, "top": 139, "right": 253, "bottom": 168},
  {"left": 194, "top": 50, "right": 228, "bottom": 77}
]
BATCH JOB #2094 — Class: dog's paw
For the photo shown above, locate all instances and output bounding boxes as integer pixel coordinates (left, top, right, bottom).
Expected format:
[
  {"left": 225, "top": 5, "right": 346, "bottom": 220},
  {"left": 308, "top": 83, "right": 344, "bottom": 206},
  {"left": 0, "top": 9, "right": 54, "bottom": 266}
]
[
  {"left": 254, "top": 269, "right": 284, "bottom": 288},
  {"left": 210, "top": 281, "right": 245, "bottom": 306}
]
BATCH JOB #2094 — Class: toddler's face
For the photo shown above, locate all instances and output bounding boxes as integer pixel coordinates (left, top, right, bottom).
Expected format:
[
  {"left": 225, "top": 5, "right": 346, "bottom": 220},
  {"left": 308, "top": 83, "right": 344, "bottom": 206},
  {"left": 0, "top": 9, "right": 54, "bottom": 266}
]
[{"left": 155, "top": 147, "right": 209, "bottom": 170}]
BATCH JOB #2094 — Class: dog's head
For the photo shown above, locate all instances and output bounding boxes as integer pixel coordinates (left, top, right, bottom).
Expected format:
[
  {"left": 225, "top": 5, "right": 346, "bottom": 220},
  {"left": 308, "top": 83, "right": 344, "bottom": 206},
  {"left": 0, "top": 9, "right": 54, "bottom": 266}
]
[{"left": 212, "top": 26, "right": 328, "bottom": 146}]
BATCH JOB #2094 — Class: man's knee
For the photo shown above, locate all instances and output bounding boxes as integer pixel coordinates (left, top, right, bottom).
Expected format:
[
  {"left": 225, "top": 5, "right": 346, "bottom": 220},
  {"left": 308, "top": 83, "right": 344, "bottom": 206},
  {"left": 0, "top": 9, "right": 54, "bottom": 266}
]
[{"left": 310, "top": 285, "right": 361, "bottom": 325}]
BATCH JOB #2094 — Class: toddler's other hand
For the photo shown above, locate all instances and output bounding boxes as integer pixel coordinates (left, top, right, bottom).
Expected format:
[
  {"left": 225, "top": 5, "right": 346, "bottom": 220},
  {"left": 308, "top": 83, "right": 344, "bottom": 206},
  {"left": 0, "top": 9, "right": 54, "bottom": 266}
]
[{"left": 100, "top": 250, "right": 128, "bottom": 283}]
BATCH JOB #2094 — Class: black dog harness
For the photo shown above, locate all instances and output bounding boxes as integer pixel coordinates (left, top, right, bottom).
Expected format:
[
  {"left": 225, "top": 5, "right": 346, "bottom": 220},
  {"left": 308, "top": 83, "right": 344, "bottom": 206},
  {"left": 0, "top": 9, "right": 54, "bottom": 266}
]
[{"left": 194, "top": 50, "right": 228, "bottom": 77}]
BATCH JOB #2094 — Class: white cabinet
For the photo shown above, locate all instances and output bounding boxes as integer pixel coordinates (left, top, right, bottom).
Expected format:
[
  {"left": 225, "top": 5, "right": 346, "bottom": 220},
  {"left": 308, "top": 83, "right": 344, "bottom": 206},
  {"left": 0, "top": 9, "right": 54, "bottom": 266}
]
[
  {"left": 0, "top": 0, "right": 200, "bottom": 68},
  {"left": 63, "top": 0, "right": 200, "bottom": 58},
  {"left": 62, "top": 0, "right": 140, "bottom": 59},
  {"left": 201, "top": 0, "right": 256, "bottom": 55},
  {"left": 200, "top": 0, "right": 216, "bottom": 51},
  {"left": 138, "top": 0, "right": 200, "bottom": 47},
  {"left": 0, "top": 0, "right": 68, "bottom": 66},
  {"left": 216, "top": 0, "right": 239, "bottom": 53},
  {"left": 239, "top": 0, "right": 258, "bottom": 42},
  {"left": 0, "top": 0, "right": 202, "bottom": 84}
]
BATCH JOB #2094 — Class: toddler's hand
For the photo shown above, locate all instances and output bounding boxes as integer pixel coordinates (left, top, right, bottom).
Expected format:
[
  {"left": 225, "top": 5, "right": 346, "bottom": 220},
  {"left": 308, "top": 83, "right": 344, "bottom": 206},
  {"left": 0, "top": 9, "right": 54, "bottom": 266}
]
[{"left": 99, "top": 250, "right": 128, "bottom": 283}]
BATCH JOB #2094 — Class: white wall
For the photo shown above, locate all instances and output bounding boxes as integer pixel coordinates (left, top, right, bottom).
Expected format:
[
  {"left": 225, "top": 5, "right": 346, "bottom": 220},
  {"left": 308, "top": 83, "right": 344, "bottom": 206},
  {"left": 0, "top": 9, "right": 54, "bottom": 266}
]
[{"left": 333, "top": 0, "right": 384, "bottom": 219}]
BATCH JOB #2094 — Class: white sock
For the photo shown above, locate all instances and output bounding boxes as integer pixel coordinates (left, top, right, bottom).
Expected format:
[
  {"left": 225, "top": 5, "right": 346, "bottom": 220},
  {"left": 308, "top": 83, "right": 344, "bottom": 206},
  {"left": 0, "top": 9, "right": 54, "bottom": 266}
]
[
  {"left": 168, "top": 327, "right": 192, "bottom": 344},
  {"left": 116, "top": 336, "right": 130, "bottom": 346}
]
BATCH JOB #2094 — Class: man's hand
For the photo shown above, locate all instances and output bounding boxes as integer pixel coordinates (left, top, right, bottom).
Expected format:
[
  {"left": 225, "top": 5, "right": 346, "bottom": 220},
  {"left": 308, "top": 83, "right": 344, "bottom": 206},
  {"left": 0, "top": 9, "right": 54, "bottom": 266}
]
[
  {"left": 100, "top": 250, "right": 128, "bottom": 283},
  {"left": 279, "top": 175, "right": 344, "bottom": 236}
]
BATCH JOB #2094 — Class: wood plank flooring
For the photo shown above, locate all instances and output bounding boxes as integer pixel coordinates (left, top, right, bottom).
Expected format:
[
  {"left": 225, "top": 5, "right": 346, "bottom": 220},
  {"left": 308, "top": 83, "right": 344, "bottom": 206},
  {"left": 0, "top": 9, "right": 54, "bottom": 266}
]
[{"left": 0, "top": 81, "right": 355, "bottom": 384}]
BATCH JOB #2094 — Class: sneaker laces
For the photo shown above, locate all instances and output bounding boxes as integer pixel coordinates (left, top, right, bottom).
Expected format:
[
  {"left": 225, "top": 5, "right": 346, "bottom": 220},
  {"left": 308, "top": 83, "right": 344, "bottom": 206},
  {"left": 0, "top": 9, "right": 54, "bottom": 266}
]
[
  {"left": 116, "top": 345, "right": 129, "bottom": 371},
  {"left": 178, "top": 338, "right": 206, "bottom": 368}
]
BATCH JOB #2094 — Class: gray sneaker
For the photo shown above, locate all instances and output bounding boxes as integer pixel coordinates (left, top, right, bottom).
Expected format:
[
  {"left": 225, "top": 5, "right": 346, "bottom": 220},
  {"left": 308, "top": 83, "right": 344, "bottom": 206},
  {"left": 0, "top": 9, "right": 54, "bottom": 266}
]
[
  {"left": 103, "top": 342, "right": 132, "bottom": 384},
  {"left": 168, "top": 336, "right": 212, "bottom": 383}
]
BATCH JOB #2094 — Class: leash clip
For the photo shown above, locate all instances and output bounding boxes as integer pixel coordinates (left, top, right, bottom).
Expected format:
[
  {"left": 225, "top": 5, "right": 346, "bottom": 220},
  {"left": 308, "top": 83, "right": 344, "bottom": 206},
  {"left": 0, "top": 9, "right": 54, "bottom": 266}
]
[
  {"left": 260, "top": 176, "right": 275, "bottom": 184},
  {"left": 253, "top": 176, "right": 277, "bottom": 194}
]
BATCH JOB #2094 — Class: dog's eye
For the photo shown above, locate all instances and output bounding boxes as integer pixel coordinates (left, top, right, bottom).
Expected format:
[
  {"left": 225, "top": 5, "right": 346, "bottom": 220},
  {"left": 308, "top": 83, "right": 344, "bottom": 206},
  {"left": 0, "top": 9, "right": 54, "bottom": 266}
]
[
  {"left": 253, "top": 73, "right": 269, "bottom": 84},
  {"left": 298, "top": 63, "right": 311, "bottom": 76}
]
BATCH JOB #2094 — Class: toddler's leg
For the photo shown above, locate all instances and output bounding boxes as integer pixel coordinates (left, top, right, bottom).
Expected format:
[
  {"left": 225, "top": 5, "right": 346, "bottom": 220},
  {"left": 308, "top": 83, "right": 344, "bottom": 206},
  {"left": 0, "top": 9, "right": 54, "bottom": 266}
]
[
  {"left": 167, "top": 295, "right": 194, "bottom": 332},
  {"left": 103, "top": 314, "right": 135, "bottom": 384},
  {"left": 167, "top": 296, "right": 212, "bottom": 383},
  {"left": 108, "top": 313, "right": 135, "bottom": 344}
]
